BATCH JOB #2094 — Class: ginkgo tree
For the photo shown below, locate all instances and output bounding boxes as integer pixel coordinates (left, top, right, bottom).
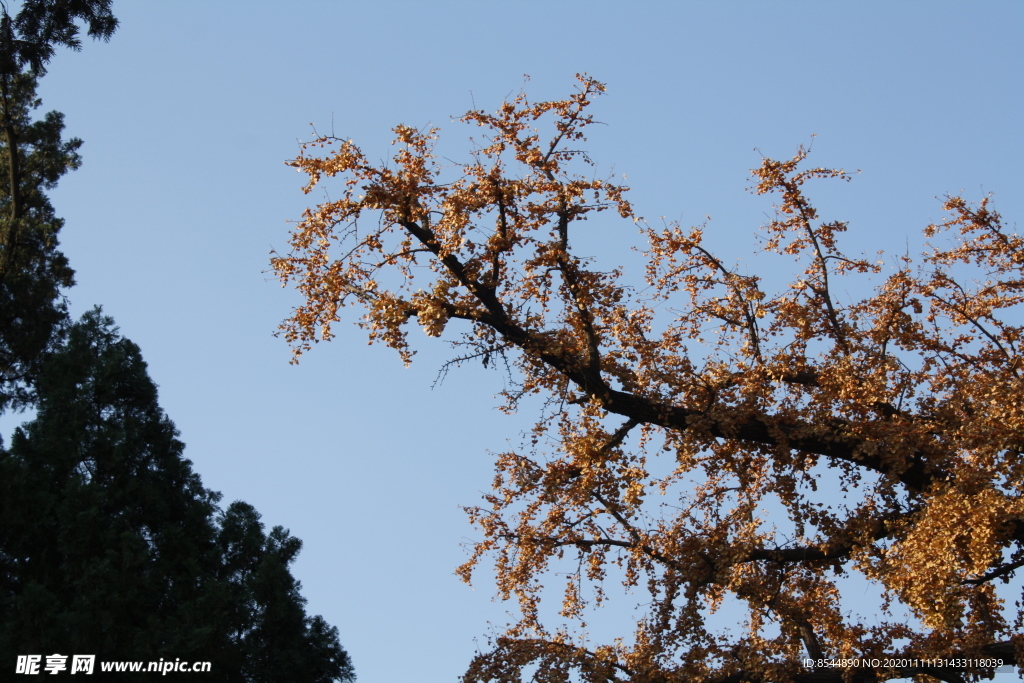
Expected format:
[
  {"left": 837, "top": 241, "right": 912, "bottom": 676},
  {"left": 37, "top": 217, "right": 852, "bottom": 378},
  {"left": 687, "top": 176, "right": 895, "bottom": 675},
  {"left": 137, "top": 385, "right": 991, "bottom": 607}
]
[{"left": 273, "top": 75, "right": 1023, "bottom": 683}]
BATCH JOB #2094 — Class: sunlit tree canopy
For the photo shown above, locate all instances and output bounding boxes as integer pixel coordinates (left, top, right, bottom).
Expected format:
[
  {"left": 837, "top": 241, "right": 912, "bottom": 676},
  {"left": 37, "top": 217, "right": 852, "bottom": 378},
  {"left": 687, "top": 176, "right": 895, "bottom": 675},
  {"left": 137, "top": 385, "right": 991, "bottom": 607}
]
[{"left": 274, "top": 75, "right": 1023, "bottom": 683}]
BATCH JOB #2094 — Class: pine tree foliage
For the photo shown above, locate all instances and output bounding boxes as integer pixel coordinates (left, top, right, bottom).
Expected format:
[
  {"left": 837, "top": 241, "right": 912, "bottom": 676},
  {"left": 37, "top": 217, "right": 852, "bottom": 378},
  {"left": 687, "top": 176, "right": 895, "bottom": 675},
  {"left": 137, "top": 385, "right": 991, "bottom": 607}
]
[
  {"left": 216, "top": 501, "right": 356, "bottom": 683},
  {"left": 0, "top": 0, "right": 115, "bottom": 410},
  {"left": 273, "top": 75, "right": 1023, "bottom": 683},
  {"left": 0, "top": 3, "right": 356, "bottom": 679},
  {"left": 0, "top": 309, "right": 356, "bottom": 682},
  {"left": 0, "top": 0, "right": 117, "bottom": 77},
  {"left": 0, "top": 71, "right": 78, "bottom": 409}
]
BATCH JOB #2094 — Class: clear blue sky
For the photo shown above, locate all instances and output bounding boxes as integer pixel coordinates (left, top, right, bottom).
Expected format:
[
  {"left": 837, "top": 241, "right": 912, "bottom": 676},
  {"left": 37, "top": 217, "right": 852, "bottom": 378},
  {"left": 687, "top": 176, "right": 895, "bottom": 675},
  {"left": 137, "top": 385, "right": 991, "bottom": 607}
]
[{"left": 13, "top": 1, "right": 1023, "bottom": 680}]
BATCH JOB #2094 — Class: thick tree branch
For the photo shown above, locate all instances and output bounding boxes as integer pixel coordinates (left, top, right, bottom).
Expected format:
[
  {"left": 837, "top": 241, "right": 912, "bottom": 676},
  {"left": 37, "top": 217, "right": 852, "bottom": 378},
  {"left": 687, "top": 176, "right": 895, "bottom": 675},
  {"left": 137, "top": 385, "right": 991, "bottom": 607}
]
[{"left": 597, "top": 387, "right": 941, "bottom": 493}]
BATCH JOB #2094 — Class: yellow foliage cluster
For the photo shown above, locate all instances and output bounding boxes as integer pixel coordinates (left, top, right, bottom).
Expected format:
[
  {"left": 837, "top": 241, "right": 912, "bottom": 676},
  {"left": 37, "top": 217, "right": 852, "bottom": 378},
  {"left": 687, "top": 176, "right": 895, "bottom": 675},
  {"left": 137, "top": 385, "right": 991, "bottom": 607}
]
[{"left": 273, "top": 76, "right": 1023, "bottom": 683}]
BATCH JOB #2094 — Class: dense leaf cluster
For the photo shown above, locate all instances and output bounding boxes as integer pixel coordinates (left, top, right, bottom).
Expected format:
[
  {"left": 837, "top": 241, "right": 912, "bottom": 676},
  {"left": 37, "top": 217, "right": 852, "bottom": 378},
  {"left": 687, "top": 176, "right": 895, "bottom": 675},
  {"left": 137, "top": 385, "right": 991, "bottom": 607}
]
[{"left": 276, "top": 75, "right": 1023, "bottom": 682}]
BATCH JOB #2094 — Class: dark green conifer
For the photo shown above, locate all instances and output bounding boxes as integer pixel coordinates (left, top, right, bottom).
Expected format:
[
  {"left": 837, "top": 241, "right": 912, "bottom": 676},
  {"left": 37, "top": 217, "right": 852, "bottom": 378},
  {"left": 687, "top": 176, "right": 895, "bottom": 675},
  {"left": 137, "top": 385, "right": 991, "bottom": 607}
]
[
  {"left": 0, "top": 0, "right": 116, "bottom": 409},
  {"left": 0, "top": 71, "right": 78, "bottom": 409},
  {"left": 0, "top": 310, "right": 355, "bottom": 682},
  {"left": 0, "top": 6, "right": 355, "bottom": 679}
]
